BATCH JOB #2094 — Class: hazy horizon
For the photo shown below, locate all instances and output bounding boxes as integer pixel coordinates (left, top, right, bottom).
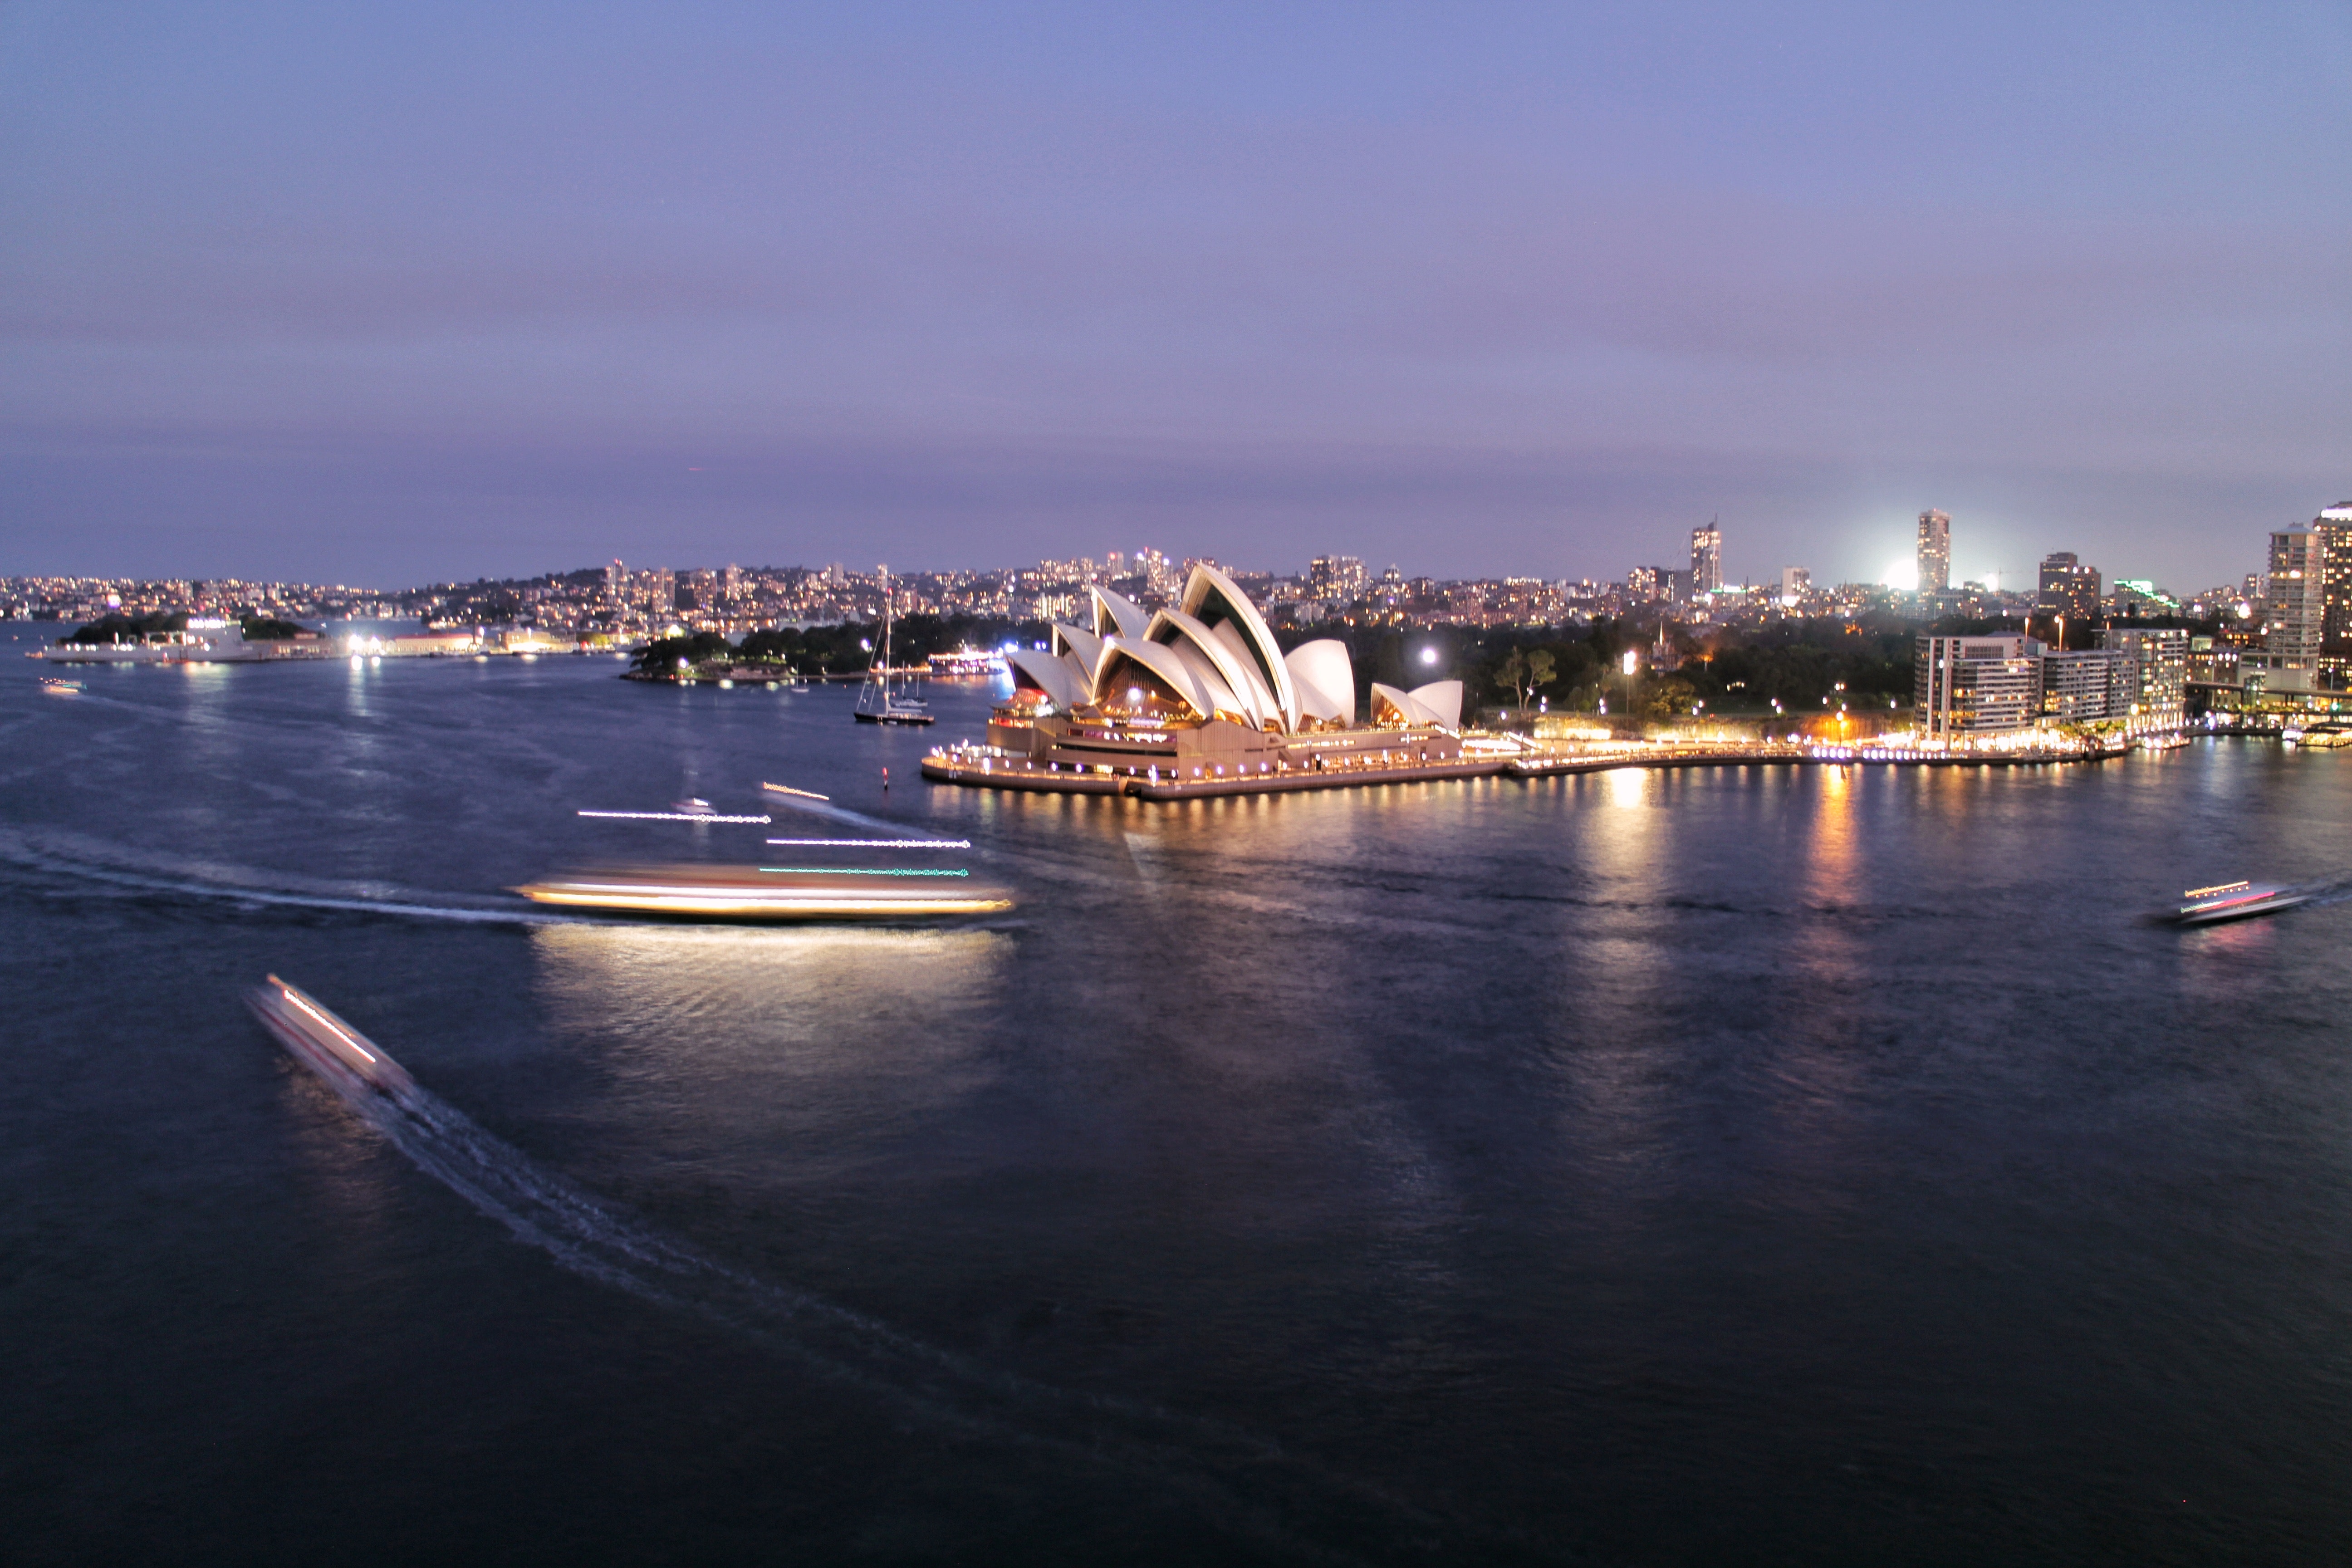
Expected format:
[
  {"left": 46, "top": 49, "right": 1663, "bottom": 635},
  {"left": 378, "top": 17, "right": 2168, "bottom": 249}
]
[{"left": 5, "top": 3, "right": 2344, "bottom": 592}]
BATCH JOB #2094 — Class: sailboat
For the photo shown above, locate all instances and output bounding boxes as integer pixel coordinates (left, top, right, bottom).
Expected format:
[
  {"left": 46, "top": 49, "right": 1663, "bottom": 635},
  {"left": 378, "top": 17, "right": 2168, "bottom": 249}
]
[{"left": 853, "top": 567, "right": 934, "bottom": 725}]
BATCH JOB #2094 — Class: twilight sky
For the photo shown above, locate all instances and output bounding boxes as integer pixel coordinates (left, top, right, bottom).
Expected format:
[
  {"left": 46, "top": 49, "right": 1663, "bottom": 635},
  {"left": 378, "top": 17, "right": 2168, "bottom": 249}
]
[{"left": 2, "top": 2, "right": 2345, "bottom": 590}]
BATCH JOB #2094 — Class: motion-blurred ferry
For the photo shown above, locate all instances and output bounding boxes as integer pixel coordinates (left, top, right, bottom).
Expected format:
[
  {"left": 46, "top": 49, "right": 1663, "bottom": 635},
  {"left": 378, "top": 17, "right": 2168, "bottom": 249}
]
[
  {"left": 514, "top": 863, "right": 1012, "bottom": 920},
  {"left": 245, "top": 975, "right": 415, "bottom": 1097},
  {"left": 2170, "top": 881, "right": 2309, "bottom": 926}
]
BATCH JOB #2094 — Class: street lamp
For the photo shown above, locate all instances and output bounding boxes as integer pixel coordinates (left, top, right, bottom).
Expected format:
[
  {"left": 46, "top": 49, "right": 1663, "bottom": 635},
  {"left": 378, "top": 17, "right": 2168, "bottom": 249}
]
[{"left": 1621, "top": 649, "right": 1637, "bottom": 720}]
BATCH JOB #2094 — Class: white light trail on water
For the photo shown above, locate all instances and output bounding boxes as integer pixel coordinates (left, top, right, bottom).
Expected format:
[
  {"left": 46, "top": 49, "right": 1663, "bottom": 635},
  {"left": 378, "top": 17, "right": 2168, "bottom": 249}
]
[
  {"left": 763, "top": 838, "right": 970, "bottom": 849},
  {"left": 577, "top": 810, "right": 772, "bottom": 823},
  {"left": 256, "top": 997, "right": 1441, "bottom": 1556}
]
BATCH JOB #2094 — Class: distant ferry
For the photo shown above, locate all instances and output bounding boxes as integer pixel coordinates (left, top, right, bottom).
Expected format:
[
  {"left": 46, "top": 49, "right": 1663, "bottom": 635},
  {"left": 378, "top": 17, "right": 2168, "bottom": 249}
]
[
  {"left": 671, "top": 797, "right": 718, "bottom": 816},
  {"left": 926, "top": 648, "right": 1006, "bottom": 677},
  {"left": 2170, "top": 880, "right": 2309, "bottom": 926},
  {"left": 39, "top": 678, "right": 81, "bottom": 696}
]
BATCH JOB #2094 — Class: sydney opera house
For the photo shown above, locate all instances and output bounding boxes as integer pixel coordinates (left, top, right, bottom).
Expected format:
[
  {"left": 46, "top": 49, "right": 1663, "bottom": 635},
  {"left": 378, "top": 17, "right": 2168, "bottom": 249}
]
[{"left": 925, "top": 564, "right": 1475, "bottom": 795}]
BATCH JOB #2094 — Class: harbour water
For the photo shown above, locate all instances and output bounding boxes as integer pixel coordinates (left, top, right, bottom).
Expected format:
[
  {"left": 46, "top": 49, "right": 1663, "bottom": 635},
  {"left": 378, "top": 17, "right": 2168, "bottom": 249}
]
[{"left": 5, "top": 628, "right": 2352, "bottom": 1564}]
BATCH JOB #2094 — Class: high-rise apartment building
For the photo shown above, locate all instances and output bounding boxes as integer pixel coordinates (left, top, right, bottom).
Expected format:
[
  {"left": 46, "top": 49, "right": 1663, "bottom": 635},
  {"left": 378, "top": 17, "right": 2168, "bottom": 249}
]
[
  {"left": 1690, "top": 523, "right": 1722, "bottom": 596},
  {"left": 1308, "top": 555, "right": 1367, "bottom": 605},
  {"left": 1779, "top": 566, "right": 1810, "bottom": 605},
  {"left": 2314, "top": 505, "right": 2352, "bottom": 687},
  {"left": 2037, "top": 552, "right": 2102, "bottom": 626},
  {"left": 1916, "top": 633, "right": 2043, "bottom": 739},
  {"left": 2264, "top": 529, "right": 2323, "bottom": 669},
  {"left": 2099, "top": 628, "right": 2188, "bottom": 731},
  {"left": 2039, "top": 650, "right": 2116, "bottom": 722},
  {"left": 1916, "top": 509, "right": 1951, "bottom": 595}
]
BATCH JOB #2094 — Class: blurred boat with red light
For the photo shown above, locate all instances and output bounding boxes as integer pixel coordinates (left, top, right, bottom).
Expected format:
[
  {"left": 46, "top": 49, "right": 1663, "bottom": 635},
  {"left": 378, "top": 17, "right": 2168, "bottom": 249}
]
[
  {"left": 245, "top": 975, "right": 416, "bottom": 1098},
  {"left": 513, "top": 862, "right": 1012, "bottom": 920},
  {"left": 2167, "top": 880, "right": 2309, "bottom": 926}
]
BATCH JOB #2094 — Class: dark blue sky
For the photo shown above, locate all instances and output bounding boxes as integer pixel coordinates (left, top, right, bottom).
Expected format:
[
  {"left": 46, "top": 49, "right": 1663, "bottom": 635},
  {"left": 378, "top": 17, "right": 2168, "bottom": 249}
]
[{"left": 3, "top": 2, "right": 2344, "bottom": 590}]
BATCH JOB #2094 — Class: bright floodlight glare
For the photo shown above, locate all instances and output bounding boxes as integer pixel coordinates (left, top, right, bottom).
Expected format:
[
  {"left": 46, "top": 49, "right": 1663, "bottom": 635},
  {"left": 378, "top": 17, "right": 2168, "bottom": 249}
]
[
  {"left": 1883, "top": 558, "right": 1918, "bottom": 591},
  {"left": 1622, "top": 651, "right": 1638, "bottom": 675},
  {"left": 1421, "top": 647, "right": 1439, "bottom": 665}
]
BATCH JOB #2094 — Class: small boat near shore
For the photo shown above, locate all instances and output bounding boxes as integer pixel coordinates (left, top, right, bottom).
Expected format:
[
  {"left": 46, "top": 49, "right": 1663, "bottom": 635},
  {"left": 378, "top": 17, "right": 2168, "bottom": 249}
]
[
  {"left": 245, "top": 975, "right": 416, "bottom": 1098},
  {"left": 514, "top": 862, "right": 1012, "bottom": 920},
  {"left": 2168, "top": 880, "right": 2310, "bottom": 926}
]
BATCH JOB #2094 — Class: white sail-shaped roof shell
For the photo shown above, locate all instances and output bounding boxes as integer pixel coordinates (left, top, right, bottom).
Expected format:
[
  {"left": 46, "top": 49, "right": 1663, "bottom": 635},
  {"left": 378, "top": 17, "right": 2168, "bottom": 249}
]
[
  {"left": 1370, "top": 679, "right": 1464, "bottom": 730},
  {"left": 1094, "top": 636, "right": 1213, "bottom": 720},
  {"left": 1091, "top": 586, "right": 1150, "bottom": 641},
  {"left": 1147, "top": 608, "right": 1276, "bottom": 730},
  {"left": 1005, "top": 648, "right": 1086, "bottom": 710},
  {"left": 1370, "top": 683, "right": 1431, "bottom": 726},
  {"left": 1178, "top": 566, "right": 1298, "bottom": 730},
  {"left": 1051, "top": 622, "right": 1103, "bottom": 673},
  {"left": 1284, "top": 639, "right": 1355, "bottom": 724},
  {"left": 1408, "top": 679, "right": 1462, "bottom": 730}
]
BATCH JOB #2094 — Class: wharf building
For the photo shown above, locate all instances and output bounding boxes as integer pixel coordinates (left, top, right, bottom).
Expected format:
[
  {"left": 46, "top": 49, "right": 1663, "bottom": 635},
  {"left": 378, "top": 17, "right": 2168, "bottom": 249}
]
[
  {"left": 985, "top": 565, "right": 1468, "bottom": 783},
  {"left": 1916, "top": 628, "right": 2186, "bottom": 742}
]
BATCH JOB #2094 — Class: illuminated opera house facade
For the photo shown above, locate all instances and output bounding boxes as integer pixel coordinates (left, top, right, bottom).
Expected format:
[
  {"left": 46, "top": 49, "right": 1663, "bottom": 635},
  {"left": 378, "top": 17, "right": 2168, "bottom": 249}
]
[{"left": 971, "top": 564, "right": 1469, "bottom": 783}]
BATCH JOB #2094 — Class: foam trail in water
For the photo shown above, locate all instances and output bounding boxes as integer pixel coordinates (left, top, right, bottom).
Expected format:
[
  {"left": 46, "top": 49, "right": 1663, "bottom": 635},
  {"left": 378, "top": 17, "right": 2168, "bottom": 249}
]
[
  {"left": 276, "top": 1009, "right": 1442, "bottom": 1558},
  {"left": 0, "top": 827, "right": 588, "bottom": 927},
  {"left": 762, "top": 784, "right": 940, "bottom": 839}
]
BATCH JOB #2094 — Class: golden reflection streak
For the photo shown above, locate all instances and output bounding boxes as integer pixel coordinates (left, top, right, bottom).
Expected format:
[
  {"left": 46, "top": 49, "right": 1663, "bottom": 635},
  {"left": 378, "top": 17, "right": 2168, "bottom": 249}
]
[{"left": 530, "top": 922, "right": 1013, "bottom": 1123}]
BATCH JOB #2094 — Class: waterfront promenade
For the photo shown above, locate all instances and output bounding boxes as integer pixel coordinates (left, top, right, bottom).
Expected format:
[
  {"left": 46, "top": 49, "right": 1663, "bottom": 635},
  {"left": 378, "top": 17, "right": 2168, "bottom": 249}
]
[{"left": 922, "top": 732, "right": 2145, "bottom": 799}]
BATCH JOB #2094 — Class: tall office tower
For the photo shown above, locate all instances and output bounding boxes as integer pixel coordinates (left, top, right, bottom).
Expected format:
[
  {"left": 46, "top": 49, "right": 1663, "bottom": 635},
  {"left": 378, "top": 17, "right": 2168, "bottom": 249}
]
[
  {"left": 2265, "top": 528, "right": 2324, "bottom": 669},
  {"left": 1690, "top": 523, "right": 1723, "bottom": 596},
  {"left": 604, "top": 559, "right": 625, "bottom": 598},
  {"left": 1916, "top": 509, "right": 1951, "bottom": 595},
  {"left": 2315, "top": 505, "right": 2352, "bottom": 687},
  {"left": 1779, "top": 566, "right": 1810, "bottom": 605},
  {"left": 2037, "top": 552, "right": 2102, "bottom": 626}
]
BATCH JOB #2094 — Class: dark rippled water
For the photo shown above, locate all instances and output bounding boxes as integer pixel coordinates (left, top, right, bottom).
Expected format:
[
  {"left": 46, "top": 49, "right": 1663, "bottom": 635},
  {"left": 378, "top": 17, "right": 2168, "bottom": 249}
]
[{"left": 6, "top": 629, "right": 2352, "bottom": 1565}]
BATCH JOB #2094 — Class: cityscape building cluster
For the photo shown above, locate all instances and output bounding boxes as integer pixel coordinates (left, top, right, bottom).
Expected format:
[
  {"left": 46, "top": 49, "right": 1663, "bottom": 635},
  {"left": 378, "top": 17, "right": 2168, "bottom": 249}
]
[{"left": 8, "top": 498, "right": 2344, "bottom": 726}]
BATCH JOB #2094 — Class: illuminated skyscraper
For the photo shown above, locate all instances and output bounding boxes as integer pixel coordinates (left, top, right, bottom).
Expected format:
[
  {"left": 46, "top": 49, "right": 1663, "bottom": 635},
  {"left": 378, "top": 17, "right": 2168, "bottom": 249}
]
[
  {"left": 1690, "top": 522, "right": 1722, "bottom": 595},
  {"left": 1916, "top": 509, "right": 1951, "bottom": 595},
  {"left": 2314, "top": 504, "right": 2352, "bottom": 687},
  {"left": 2265, "top": 528, "right": 2323, "bottom": 669},
  {"left": 2038, "top": 552, "right": 2102, "bottom": 627},
  {"left": 1308, "top": 555, "right": 1367, "bottom": 604}
]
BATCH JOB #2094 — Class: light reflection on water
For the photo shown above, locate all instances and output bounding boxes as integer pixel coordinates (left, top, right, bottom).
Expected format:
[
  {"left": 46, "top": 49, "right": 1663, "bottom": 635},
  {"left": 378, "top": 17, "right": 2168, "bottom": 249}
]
[
  {"left": 15, "top": 650, "right": 2352, "bottom": 1563},
  {"left": 530, "top": 922, "right": 1013, "bottom": 1141}
]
